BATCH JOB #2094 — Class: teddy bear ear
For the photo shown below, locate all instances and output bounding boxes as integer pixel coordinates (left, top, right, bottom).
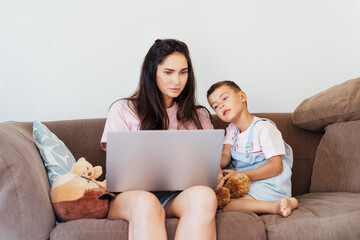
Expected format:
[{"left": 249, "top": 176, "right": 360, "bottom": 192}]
[
  {"left": 93, "top": 166, "right": 103, "bottom": 179},
  {"left": 78, "top": 157, "right": 86, "bottom": 162}
]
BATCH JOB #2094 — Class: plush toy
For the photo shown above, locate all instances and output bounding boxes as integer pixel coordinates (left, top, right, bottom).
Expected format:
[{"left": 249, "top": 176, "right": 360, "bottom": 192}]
[
  {"left": 216, "top": 173, "right": 251, "bottom": 209},
  {"left": 70, "top": 157, "right": 107, "bottom": 188},
  {"left": 50, "top": 173, "right": 115, "bottom": 222}
]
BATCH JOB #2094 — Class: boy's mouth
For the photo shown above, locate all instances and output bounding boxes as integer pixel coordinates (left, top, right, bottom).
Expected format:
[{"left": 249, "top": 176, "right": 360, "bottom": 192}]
[{"left": 223, "top": 109, "right": 230, "bottom": 116}]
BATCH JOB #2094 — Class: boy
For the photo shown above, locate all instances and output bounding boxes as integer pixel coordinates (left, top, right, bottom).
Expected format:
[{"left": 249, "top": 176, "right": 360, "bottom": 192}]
[{"left": 207, "top": 80, "right": 298, "bottom": 217}]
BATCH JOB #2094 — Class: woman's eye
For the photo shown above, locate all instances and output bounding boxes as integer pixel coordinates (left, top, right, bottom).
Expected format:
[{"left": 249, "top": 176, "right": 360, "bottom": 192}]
[
  {"left": 180, "top": 71, "right": 188, "bottom": 75},
  {"left": 165, "top": 72, "right": 171, "bottom": 75},
  {"left": 223, "top": 96, "right": 228, "bottom": 101},
  {"left": 214, "top": 105, "right": 218, "bottom": 109}
]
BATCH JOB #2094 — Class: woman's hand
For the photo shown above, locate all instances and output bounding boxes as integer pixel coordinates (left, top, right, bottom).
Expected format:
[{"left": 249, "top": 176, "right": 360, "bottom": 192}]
[
  {"left": 215, "top": 169, "right": 225, "bottom": 194},
  {"left": 222, "top": 169, "right": 237, "bottom": 181}
]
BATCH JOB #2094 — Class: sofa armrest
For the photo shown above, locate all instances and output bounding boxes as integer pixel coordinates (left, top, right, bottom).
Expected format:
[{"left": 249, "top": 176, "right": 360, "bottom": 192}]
[{"left": 0, "top": 121, "right": 55, "bottom": 240}]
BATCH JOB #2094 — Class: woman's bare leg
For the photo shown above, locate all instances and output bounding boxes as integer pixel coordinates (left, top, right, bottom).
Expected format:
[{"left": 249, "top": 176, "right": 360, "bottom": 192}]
[
  {"left": 223, "top": 194, "right": 299, "bottom": 217},
  {"left": 164, "top": 186, "right": 217, "bottom": 240},
  {"left": 107, "top": 190, "right": 167, "bottom": 240}
]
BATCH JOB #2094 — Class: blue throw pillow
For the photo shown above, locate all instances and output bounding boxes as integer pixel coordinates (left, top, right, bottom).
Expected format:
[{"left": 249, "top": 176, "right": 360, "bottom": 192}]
[{"left": 33, "top": 121, "right": 76, "bottom": 186}]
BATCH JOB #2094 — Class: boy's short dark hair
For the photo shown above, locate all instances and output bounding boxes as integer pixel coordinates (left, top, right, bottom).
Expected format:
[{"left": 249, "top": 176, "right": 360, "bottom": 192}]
[{"left": 206, "top": 80, "right": 242, "bottom": 98}]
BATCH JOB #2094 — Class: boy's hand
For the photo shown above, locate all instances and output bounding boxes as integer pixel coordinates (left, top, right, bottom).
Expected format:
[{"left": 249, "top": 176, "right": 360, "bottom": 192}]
[
  {"left": 222, "top": 169, "right": 237, "bottom": 181},
  {"left": 215, "top": 169, "right": 225, "bottom": 193}
]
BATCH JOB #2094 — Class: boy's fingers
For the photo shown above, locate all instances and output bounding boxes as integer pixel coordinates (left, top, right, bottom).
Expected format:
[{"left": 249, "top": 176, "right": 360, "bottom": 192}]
[{"left": 223, "top": 174, "right": 231, "bottom": 181}]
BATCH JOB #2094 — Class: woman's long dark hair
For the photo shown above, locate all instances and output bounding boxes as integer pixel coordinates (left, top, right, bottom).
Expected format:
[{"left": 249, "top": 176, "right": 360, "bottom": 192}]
[{"left": 126, "top": 39, "right": 209, "bottom": 130}]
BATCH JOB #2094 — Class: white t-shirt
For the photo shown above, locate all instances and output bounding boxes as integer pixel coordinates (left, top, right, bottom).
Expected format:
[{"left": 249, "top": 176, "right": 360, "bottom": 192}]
[{"left": 223, "top": 117, "right": 286, "bottom": 159}]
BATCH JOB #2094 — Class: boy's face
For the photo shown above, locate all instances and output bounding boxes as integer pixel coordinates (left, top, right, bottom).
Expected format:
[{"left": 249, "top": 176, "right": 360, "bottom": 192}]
[{"left": 207, "top": 85, "right": 247, "bottom": 123}]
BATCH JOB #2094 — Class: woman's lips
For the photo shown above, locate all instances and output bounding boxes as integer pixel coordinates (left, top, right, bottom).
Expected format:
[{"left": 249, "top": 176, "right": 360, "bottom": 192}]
[{"left": 169, "top": 88, "right": 181, "bottom": 92}]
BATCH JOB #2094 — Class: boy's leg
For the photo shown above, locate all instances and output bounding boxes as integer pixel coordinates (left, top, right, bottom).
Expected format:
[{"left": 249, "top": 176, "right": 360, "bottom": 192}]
[
  {"left": 164, "top": 186, "right": 217, "bottom": 240},
  {"left": 223, "top": 194, "right": 299, "bottom": 217},
  {"left": 107, "top": 190, "right": 167, "bottom": 240}
]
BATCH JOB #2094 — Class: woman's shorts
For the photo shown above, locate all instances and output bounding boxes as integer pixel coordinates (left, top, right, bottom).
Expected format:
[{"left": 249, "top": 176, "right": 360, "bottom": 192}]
[{"left": 152, "top": 191, "right": 181, "bottom": 206}]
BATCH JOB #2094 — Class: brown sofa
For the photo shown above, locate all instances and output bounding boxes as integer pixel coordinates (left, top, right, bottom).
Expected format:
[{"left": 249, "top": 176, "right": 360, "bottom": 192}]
[{"left": 1, "top": 110, "right": 360, "bottom": 239}]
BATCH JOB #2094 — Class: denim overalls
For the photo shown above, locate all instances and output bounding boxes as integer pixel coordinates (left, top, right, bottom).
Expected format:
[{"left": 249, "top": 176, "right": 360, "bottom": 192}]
[{"left": 230, "top": 118, "right": 293, "bottom": 201}]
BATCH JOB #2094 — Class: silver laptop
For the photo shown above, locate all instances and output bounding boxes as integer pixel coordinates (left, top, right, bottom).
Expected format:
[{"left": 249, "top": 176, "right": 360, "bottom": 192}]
[{"left": 106, "top": 129, "right": 224, "bottom": 192}]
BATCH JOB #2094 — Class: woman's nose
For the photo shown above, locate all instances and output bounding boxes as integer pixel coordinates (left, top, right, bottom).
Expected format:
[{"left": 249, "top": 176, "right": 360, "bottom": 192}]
[{"left": 172, "top": 74, "right": 180, "bottom": 84}]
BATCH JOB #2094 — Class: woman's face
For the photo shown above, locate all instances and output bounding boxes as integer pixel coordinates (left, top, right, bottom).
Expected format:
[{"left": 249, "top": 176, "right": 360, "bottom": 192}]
[{"left": 156, "top": 52, "right": 188, "bottom": 108}]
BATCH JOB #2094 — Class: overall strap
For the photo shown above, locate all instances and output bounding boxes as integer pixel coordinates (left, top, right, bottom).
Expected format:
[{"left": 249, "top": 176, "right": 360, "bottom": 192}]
[
  {"left": 232, "top": 117, "right": 274, "bottom": 156},
  {"left": 244, "top": 118, "right": 263, "bottom": 154}
]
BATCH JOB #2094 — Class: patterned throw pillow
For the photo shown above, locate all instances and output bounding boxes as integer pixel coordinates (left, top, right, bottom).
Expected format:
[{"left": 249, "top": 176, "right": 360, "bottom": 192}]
[{"left": 33, "top": 121, "right": 76, "bottom": 186}]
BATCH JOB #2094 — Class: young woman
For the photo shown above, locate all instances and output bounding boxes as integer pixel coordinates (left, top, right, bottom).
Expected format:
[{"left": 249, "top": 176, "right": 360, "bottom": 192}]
[{"left": 101, "top": 39, "right": 217, "bottom": 240}]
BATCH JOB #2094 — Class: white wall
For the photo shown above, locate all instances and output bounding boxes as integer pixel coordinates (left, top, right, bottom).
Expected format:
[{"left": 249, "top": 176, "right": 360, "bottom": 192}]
[{"left": 1, "top": 0, "right": 359, "bottom": 122}]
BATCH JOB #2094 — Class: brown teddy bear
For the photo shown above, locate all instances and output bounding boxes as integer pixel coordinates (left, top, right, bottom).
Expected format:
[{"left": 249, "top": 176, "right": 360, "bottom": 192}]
[
  {"left": 50, "top": 173, "right": 115, "bottom": 222},
  {"left": 216, "top": 173, "right": 251, "bottom": 209},
  {"left": 70, "top": 157, "right": 107, "bottom": 188}
]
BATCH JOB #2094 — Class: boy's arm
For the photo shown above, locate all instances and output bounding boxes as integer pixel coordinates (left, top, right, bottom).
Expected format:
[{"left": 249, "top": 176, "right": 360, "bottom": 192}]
[
  {"left": 220, "top": 144, "right": 232, "bottom": 168},
  {"left": 215, "top": 144, "right": 232, "bottom": 192},
  {"left": 236, "top": 155, "right": 283, "bottom": 181}
]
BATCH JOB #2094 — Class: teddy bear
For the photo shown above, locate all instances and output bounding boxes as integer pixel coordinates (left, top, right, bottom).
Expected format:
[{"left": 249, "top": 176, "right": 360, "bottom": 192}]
[
  {"left": 70, "top": 157, "right": 107, "bottom": 188},
  {"left": 216, "top": 172, "right": 251, "bottom": 209},
  {"left": 50, "top": 173, "right": 115, "bottom": 222}
]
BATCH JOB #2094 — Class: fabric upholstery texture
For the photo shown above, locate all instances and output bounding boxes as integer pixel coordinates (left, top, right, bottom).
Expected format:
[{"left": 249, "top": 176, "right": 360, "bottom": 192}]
[
  {"left": 33, "top": 120, "right": 76, "bottom": 185},
  {"left": 247, "top": 113, "right": 323, "bottom": 196},
  {"left": 44, "top": 118, "right": 107, "bottom": 181},
  {"left": 310, "top": 120, "right": 360, "bottom": 193},
  {"left": 292, "top": 77, "right": 360, "bottom": 131},
  {"left": 0, "top": 122, "right": 56, "bottom": 240},
  {"left": 260, "top": 192, "right": 360, "bottom": 240},
  {"left": 50, "top": 211, "right": 266, "bottom": 240},
  {"left": 1, "top": 109, "right": 359, "bottom": 239}
]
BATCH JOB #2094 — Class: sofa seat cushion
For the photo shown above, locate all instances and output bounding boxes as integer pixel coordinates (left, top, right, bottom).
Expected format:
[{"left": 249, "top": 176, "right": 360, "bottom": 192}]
[
  {"left": 260, "top": 192, "right": 360, "bottom": 240},
  {"left": 50, "top": 219, "right": 128, "bottom": 240},
  {"left": 51, "top": 211, "right": 266, "bottom": 240},
  {"left": 216, "top": 211, "right": 266, "bottom": 240}
]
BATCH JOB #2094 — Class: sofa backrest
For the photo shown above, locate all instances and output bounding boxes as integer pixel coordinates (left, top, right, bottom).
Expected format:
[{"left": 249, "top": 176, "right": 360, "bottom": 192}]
[
  {"left": 41, "top": 114, "right": 323, "bottom": 197},
  {"left": 43, "top": 118, "right": 107, "bottom": 176}
]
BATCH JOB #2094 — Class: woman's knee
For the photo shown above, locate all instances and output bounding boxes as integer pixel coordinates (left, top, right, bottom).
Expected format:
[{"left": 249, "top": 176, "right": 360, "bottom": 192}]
[
  {"left": 135, "top": 192, "right": 164, "bottom": 216},
  {"left": 185, "top": 186, "right": 217, "bottom": 212},
  {"left": 109, "top": 191, "right": 165, "bottom": 222}
]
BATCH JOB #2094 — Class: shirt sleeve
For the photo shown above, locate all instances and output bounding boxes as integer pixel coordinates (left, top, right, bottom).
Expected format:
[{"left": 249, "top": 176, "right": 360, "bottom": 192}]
[
  {"left": 258, "top": 121, "right": 286, "bottom": 159},
  {"left": 223, "top": 123, "right": 236, "bottom": 146},
  {"left": 100, "top": 101, "right": 131, "bottom": 150}
]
